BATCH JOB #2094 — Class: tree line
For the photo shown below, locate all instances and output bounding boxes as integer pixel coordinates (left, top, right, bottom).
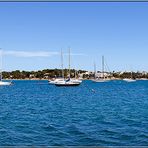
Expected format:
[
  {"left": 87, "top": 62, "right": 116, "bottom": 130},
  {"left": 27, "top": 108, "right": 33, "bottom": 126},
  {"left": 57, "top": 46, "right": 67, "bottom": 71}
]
[
  {"left": 2, "top": 69, "right": 87, "bottom": 79},
  {"left": 2, "top": 69, "right": 148, "bottom": 79}
]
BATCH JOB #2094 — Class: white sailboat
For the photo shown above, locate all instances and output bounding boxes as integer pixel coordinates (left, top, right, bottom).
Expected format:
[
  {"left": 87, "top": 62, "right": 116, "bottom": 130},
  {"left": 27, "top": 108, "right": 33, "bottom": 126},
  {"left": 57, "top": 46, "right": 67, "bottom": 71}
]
[
  {"left": 55, "top": 48, "right": 81, "bottom": 86},
  {"left": 48, "top": 78, "right": 65, "bottom": 84},
  {"left": 48, "top": 49, "right": 65, "bottom": 84},
  {"left": 92, "top": 56, "right": 110, "bottom": 82},
  {"left": 0, "top": 49, "right": 12, "bottom": 86},
  {"left": 123, "top": 71, "right": 136, "bottom": 82},
  {"left": 70, "top": 68, "right": 82, "bottom": 83}
]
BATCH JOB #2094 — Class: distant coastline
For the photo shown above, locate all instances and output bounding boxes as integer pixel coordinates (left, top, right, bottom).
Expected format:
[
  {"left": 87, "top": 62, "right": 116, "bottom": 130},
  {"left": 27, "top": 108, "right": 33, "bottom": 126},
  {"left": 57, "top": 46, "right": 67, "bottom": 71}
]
[{"left": 2, "top": 69, "right": 148, "bottom": 80}]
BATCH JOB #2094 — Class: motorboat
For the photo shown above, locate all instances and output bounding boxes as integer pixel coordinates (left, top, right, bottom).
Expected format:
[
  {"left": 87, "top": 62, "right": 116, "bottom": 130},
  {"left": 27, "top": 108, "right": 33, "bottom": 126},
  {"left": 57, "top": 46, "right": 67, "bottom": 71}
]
[
  {"left": 123, "top": 78, "right": 136, "bottom": 82},
  {"left": 0, "top": 81, "right": 13, "bottom": 86}
]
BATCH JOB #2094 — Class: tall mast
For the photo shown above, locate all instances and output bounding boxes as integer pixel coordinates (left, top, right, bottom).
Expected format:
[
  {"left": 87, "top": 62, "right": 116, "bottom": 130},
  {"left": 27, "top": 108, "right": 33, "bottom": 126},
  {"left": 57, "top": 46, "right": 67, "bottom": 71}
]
[
  {"left": 94, "top": 61, "right": 96, "bottom": 79},
  {"left": 130, "top": 66, "right": 133, "bottom": 79},
  {"left": 102, "top": 55, "right": 105, "bottom": 79},
  {"left": 75, "top": 68, "right": 76, "bottom": 79},
  {"left": 68, "top": 47, "right": 71, "bottom": 78},
  {"left": 131, "top": 71, "right": 133, "bottom": 79},
  {"left": 61, "top": 49, "right": 64, "bottom": 78}
]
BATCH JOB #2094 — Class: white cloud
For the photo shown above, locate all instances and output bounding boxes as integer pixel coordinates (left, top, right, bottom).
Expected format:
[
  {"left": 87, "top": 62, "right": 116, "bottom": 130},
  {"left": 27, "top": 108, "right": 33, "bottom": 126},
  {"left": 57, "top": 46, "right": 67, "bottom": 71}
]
[
  {"left": 2, "top": 50, "right": 87, "bottom": 58},
  {"left": 3, "top": 50, "right": 59, "bottom": 57}
]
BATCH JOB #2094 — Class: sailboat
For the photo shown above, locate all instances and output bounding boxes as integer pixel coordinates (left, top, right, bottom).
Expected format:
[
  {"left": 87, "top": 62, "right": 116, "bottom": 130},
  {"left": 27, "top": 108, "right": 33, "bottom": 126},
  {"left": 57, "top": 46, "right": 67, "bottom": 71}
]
[
  {"left": 92, "top": 56, "right": 110, "bottom": 82},
  {"left": 48, "top": 77, "right": 65, "bottom": 84},
  {"left": 0, "top": 49, "right": 12, "bottom": 86},
  {"left": 70, "top": 68, "right": 82, "bottom": 83},
  {"left": 123, "top": 71, "right": 136, "bottom": 82},
  {"left": 55, "top": 48, "right": 81, "bottom": 86},
  {"left": 48, "top": 49, "right": 65, "bottom": 84}
]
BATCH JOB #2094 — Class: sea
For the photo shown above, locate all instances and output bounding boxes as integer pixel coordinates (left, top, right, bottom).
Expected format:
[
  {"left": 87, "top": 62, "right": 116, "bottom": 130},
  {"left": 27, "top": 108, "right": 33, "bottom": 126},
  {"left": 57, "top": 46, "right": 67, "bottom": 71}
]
[{"left": 0, "top": 80, "right": 148, "bottom": 146}]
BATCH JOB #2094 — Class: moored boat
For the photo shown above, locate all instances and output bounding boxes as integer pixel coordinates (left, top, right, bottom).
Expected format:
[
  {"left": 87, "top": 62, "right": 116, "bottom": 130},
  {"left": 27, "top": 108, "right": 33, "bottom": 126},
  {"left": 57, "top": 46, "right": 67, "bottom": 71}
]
[
  {"left": 71, "top": 78, "right": 82, "bottom": 83},
  {"left": 55, "top": 48, "right": 81, "bottom": 86},
  {"left": 0, "top": 81, "right": 12, "bottom": 86},
  {"left": 123, "top": 71, "right": 136, "bottom": 82},
  {"left": 0, "top": 49, "right": 13, "bottom": 86},
  {"left": 55, "top": 79, "right": 80, "bottom": 86},
  {"left": 92, "top": 56, "right": 111, "bottom": 83},
  {"left": 92, "top": 79, "right": 110, "bottom": 83},
  {"left": 48, "top": 78, "right": 65, "bottom": 84},
  {"left": 48, "top": 49, "right": 65, "bottom": 85},
  {"left": 123, "top": 78, "right": 136, "bottom": 82}
]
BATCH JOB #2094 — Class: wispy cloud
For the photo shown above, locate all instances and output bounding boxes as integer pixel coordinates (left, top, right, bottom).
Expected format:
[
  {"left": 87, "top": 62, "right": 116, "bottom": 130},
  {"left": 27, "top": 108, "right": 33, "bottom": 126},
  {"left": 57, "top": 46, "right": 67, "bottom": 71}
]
[
  {"left": 3, "top": 50, "right": 87, "bottom": 58},
  {"left": 4, "top": 50, "right": 59, "bottom": 57}
]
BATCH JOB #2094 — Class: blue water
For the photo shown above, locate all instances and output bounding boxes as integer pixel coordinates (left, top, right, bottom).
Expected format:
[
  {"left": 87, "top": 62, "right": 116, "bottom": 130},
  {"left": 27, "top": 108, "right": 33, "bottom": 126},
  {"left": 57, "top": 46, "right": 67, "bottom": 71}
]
[{"left": 0, "top": 80, "right": 148, "bottom": 146}]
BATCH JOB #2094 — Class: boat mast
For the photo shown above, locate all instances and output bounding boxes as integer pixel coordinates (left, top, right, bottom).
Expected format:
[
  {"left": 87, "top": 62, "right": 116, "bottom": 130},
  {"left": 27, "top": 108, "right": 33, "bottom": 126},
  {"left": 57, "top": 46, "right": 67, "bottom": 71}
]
[
  {"left": 94, "top": 61, "right": 96, "bottom": 79},
  {"left": 68, "top": 47, "right": 71, "bottom": 79},
  {"left": 61, "top": 49, "right": 64, "bottom": 78},
  {"left": 75, "top": 69, "right": 76, "bottom": 79},
  {"left": 131, "top": 71, "right": 133, "bottom": 79},
  {"left": 77, "top": 70, "right": 79, "bottom": 79},
  {"left": 102, "top": 55, "right": 105, "bottom": 80}
]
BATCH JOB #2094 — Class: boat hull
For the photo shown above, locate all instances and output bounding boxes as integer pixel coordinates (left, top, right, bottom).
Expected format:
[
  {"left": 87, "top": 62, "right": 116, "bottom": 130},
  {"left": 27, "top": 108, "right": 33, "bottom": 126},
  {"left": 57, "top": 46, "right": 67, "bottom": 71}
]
[
  {"left": 92, "top": 79, "right": 110, "bottom": 83},
  {"left": 123, "top": 79, "right": 136, "bottom": 82},
  {"left": 0, "top": 81, "right": 12, "bottom": 86},
  {"left": 55, "top": 83, "right": 80, "bottom": 86},
  {"left": 71, "top": 79, "right": 82, "bottom": 83},
  {"left": 48, "top": 79, "right": 65, "bottom": 84},
  {"left": 55, "top": 79, "right": 81, "bottom": 86}
]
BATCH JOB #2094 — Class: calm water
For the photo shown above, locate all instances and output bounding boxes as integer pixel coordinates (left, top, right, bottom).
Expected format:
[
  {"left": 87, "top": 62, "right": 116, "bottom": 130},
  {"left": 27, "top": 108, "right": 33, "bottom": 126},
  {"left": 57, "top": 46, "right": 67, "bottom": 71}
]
[{"left": 0, "top": 80, "right": 148, "bottom": 146}]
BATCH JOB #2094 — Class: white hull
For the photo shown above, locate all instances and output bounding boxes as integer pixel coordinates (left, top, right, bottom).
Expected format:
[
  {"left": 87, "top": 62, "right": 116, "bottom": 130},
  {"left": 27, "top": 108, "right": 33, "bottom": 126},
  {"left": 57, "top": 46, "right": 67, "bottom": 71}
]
[
  {"left": 71, "top": 79, "right": 82, "bottom": 83},
  {"left": 92, "top": 79, "right": 110, "bottom": 83},
  {"left": 48, "top": 81, "right": 55, "bottom": 84},
  {"left": 123, "top": 78, "right": 136, "bottom": 82},
  {"left": 55, "top": 79, "right": 81, "bottom": 86},
  {"left": 0, "top": 81, "right": 12, "bottom": 86},
  {"left": 48, "top": 78, "right": 65, "bottom": 84},
  {"left": 138, "top": 78, "right": 148, "bottom": 80}
]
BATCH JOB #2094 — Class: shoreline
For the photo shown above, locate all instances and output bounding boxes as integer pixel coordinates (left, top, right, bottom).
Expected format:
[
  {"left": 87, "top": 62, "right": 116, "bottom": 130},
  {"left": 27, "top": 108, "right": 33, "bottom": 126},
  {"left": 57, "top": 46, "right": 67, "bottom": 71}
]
[{"left": 3, "top": 78, "right": 148, "bottom": 81}]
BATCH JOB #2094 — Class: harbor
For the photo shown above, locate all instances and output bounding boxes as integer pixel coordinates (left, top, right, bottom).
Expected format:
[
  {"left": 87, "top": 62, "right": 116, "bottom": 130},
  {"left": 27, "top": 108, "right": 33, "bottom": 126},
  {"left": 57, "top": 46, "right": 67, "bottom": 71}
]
[{"left": 0, "top": 1, "right": 148, "bottom": 147}]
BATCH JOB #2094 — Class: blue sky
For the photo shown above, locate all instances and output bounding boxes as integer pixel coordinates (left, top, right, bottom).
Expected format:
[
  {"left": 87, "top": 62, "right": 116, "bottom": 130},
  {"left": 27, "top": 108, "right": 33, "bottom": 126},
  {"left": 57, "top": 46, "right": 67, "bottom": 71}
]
[{"left": 0, "top": 2, "right": 148, "bottom": 72}]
